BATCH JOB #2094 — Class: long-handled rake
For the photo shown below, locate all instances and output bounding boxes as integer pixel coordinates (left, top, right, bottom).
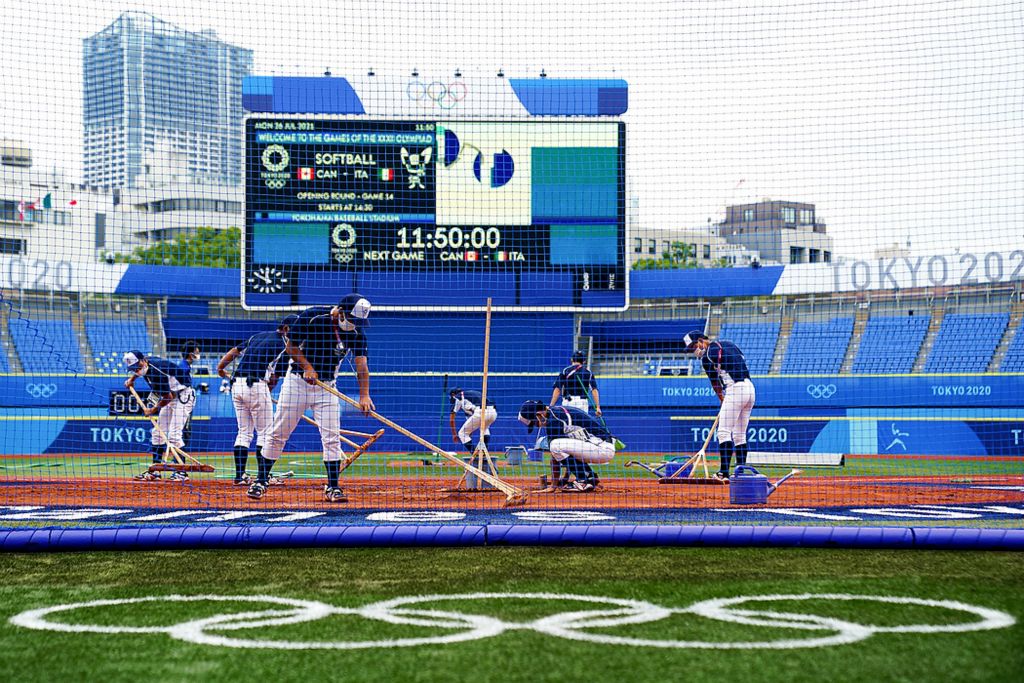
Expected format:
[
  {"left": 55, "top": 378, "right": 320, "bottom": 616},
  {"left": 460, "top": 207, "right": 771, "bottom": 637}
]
[
  {"left": 315, "top": 380, "right": 528, "bottom": 507},
  {"left": 127, "top": 385, "right": 215, "bottom": 473},
  {"left": 273, "top": 396, "right": 385, "bottom": 474}
]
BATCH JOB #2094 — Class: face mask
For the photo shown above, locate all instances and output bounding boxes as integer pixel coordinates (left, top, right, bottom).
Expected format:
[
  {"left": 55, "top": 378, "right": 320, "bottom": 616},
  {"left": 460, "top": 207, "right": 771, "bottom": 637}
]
[
  {"left": 136, "top": 365, "right": 149, "bottom": 376},
  {"left": 338, "top": 318, "right": 356, "bottom": 332},
  {"left": 694, "top": 346, "right": 706, "bottom": 359}
]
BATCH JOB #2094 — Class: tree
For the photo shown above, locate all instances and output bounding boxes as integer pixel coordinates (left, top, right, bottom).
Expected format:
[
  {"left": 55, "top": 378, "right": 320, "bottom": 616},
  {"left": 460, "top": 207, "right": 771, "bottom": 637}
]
[
  {"left": 115, "top": 226, "right": 240, "bottom": 269},
  {"left": 632, "top": 241, "right": 698, "bottom": 270}
]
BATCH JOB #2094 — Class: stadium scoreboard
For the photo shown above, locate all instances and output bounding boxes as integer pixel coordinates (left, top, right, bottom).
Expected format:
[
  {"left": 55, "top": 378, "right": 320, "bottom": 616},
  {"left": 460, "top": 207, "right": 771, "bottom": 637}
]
[{"left": 243, "top": 117, "right": 626, "bottom": 310}]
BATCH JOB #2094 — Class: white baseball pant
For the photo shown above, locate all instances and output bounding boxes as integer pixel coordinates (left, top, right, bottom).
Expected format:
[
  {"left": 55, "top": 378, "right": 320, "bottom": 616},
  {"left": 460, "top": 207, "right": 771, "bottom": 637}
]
[
  {"left": 231, "top": 378, "right": 273, "bottom": 449},
  {"left": 561, "top": 396, "right": 589, "bottom": 411},
  {"left": 152, "top": 388, "right": 195, "bottom": 451},
  {"left": 717, "top": 379, "right": 755, "bottom": 445},
  {"left": 263, "top": 372, "right": 343, "bottom": 462},
  {"left": 457, "top": 406, "right": 497, "bottom": 445},
  {"left": 549, "top": 435, "right": 615, "bottom": 464}
]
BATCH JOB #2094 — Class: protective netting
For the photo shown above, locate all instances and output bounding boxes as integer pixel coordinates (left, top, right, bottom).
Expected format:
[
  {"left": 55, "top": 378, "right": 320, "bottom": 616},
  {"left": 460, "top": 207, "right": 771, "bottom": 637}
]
[{"left": 1, "top": 1, "right": 1022, "bottom": 531}]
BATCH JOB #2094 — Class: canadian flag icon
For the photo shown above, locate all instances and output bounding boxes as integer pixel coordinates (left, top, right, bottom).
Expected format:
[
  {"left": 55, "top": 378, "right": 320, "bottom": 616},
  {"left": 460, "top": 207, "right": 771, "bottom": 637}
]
[
  {"left": 464, "top": 251, "right": 479, "bottom": 262},
  {"left": 297, "top": 167, "right": 315, "bottom": 180}
]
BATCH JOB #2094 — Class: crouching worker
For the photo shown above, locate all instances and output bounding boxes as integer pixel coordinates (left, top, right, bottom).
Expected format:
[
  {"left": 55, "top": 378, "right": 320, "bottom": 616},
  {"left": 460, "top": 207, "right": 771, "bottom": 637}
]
[
  {"left": 449, "top": 387, "right": 498, "bottom": 454},
  {"left": 517, "top": 400, "right": 616, "bottom": 492}
]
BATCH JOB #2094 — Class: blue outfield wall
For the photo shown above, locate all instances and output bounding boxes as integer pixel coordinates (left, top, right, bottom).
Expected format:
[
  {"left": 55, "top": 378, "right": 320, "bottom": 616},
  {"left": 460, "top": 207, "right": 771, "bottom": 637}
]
[{"left": 2, "top": 373, "right": 1023, "bottom": 456}]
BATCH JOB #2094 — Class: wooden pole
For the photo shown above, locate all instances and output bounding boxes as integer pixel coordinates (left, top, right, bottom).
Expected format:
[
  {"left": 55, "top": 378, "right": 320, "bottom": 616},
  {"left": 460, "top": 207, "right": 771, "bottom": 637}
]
[{"left": 473, "top": 297, "right": 497, "bottom": 478}]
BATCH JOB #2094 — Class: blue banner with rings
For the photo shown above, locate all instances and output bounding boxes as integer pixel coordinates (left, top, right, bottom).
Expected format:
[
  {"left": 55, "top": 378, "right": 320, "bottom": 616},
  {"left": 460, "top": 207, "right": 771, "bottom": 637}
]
[{"left": 599, "top": 375, "right": 1024, "bottom": 409}]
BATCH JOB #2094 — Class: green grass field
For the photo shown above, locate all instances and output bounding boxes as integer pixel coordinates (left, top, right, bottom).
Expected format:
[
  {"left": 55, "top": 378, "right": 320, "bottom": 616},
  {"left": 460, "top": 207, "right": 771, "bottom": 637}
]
[{"left": 1, "top": 548, "right": 1021, "bottom": 682}]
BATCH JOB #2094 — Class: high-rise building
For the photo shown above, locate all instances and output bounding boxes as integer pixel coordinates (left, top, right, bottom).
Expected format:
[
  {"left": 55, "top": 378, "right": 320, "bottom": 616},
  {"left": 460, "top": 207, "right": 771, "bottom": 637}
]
[{"left": 83, "top": 12, "right": 252, "bottom": 189}]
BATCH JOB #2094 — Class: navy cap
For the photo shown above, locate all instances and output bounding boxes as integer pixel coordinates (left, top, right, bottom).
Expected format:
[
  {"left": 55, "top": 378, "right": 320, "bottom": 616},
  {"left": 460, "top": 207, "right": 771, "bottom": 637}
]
[
  {"left": 123, "top": 350, "right": 146, "bottom": 371},
  {"left": 571, "top": 350, "right": 587, "bottom": 364},
  {"left": 449, "top": 387, "right": 463, "bottom": 398},
  {"left": 518, "top": 399, "right": 547, "bottom": 434},
  {"left": 683, "top": 330, "right": 709, "bottom": 351},
  {"left": 278, "top": 314, "right": 299, "bottom": 330},
  {"left": 338, "top": 293, "right": 371, "bottom": 328}
]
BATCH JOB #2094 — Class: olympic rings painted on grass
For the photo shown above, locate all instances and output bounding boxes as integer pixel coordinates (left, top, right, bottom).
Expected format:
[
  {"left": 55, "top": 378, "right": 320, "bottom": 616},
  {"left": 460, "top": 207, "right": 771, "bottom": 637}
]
[
  {"left": 9, "top": 592, "right": 1014, "bottom": 651},
  {"left": 406, "top": 80, "right": 468, "bottom": 109}
]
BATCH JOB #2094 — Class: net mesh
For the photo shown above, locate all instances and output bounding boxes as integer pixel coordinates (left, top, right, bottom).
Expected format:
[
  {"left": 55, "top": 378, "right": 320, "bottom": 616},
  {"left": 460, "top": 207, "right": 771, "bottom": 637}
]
[{"left": 1, "top": 0, "right": 1022, "bottom": 531}]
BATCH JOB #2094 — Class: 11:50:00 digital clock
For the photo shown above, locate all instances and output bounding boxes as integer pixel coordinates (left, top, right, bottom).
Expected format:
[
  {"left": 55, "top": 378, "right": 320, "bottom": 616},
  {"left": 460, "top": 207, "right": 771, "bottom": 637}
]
[{"left": 395, "top": 226, "right": 503, "bottom": 250}]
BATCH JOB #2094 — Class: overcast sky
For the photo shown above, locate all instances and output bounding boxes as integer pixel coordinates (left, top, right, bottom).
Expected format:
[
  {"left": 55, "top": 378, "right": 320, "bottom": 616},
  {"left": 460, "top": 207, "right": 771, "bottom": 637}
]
[{"left": 2, "top": 0, "right": 1021, "bottom": 258}]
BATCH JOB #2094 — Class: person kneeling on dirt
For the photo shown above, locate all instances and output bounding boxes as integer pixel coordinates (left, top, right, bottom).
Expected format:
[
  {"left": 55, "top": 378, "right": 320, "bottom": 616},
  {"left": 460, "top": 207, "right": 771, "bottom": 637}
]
[{"left": 517, "top": 400, "right": 616, "bottom": 493}]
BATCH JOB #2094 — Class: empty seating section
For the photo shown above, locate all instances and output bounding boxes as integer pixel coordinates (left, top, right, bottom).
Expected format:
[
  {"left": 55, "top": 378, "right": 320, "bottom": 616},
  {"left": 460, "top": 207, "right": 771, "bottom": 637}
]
[
  {"left": 86, "top": 321, "right": 152, "bottom": 374},
  {"left": 1000, "top": 319, "right": 1024, "bottom": 371},
  {"left": 3, "top": 302, "right": 1020, "bottom": 376},
  {"left": 781, "top": 317, "right": 854, "bottom": 374},
  {"left": 925, "top": 313, "right": 1009, "bottom": 373},
  {"left": 717, "top": 322, "right": 780, "bottom": 375},
  {"left": 8, "top": 318, "right": 84, "bottom": 373},
  {"left": 852, "top": 315, "right": 930, "bottom": 374},
  {"left": 581, "top": 319, "right": 706, "bottom": 355}
]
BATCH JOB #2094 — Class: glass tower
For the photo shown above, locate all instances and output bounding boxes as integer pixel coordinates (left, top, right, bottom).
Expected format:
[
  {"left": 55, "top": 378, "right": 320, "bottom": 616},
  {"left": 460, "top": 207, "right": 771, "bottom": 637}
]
[{"left": 83, "top": 12, "right": 253, "bottom": 188}]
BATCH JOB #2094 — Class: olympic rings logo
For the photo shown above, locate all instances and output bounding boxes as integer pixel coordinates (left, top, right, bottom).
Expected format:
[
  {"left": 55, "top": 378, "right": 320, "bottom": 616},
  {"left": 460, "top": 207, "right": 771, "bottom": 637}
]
[
  {"left": 806, "top": 383, "right": 838, "bottom": 399},
  {"left": 9, "top": 592, "right": 1014, "bottom": 651},
  {"left": 406, "top": 80, "right": 468, "bottom": 109},
  {"left": 264, "top": 179, "right": 287, "bottom": 190},
  {"left": 25, "top": 383, "right": 58, "bottom": 399}
]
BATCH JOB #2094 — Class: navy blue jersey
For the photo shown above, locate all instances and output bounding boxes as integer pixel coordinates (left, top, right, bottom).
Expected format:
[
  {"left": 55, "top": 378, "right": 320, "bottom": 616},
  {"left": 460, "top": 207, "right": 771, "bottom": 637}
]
[
  {"left": 700, "top": 339, "right": 751, "bottom": 391},
  {"left": 233, "top": 331, "right": 287, "bottom": 381},
  {"left": 553, "top": 363, "right": 597, "bottom": 398},
  {"left": 177, "top": 359, "right": 195, "bottom": 388},
  {"left": 450, "top": 390, "right": 496, "bottom": 416},
  {"left": 542, "top": 406, "right": 613, "bottom": 443},
  {"left": 288, "top": 306, "right": 368, "bottom": 379},
  {"left": 136, "top": 356, "right": 191, "bottom": 396}
]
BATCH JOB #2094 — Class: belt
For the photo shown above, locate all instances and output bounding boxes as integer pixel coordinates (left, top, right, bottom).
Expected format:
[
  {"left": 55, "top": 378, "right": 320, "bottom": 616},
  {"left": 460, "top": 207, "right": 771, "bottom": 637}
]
[{"left": 234, "top": 377, "right": 265, "bottom": 386}]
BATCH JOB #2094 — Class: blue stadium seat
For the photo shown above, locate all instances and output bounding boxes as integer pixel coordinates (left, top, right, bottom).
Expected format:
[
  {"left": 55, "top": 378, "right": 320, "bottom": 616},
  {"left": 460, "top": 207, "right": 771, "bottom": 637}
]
[
  {"left": 0, "top": 337, "right": 9, "bottom": 373},
  {"left": 85, "top": 320, "right": 152, "bottom": 374},
  {"left": 925, "top": 313, "right": 1009, "bottom": 373},
  {"left": 717, "top": 322, "right": 780, "bottom": 375},
  {"left": 1000, "top": 318, "right": 1024, "bottom": 372},
  {"left": 581, "top": 318, "right": 707, "bottom": 355},
  {"left": 8, "top": 318, "right": 85, "bottom": 373},
  {"left": 780, "top": 317, "right": 854, "bottom": 374},
  {"left": 852, "top": 315, "right": 930, "bottom": 374}
]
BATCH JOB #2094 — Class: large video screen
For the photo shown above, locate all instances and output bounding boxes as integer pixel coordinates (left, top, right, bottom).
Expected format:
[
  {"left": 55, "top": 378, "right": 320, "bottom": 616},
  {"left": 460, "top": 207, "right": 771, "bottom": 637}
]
[{"left": 243, "top": 118, "right": 626, "bottom": 309}]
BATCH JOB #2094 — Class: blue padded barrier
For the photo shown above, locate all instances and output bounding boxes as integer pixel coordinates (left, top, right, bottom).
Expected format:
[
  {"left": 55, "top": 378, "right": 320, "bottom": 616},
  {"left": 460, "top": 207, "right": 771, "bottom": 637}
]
[
  {"left": 0, "top": 525, "right": 488, "bottom": 551},
  {"left": 3, "top": 525, "right": 1022, "bottom": 551}
]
